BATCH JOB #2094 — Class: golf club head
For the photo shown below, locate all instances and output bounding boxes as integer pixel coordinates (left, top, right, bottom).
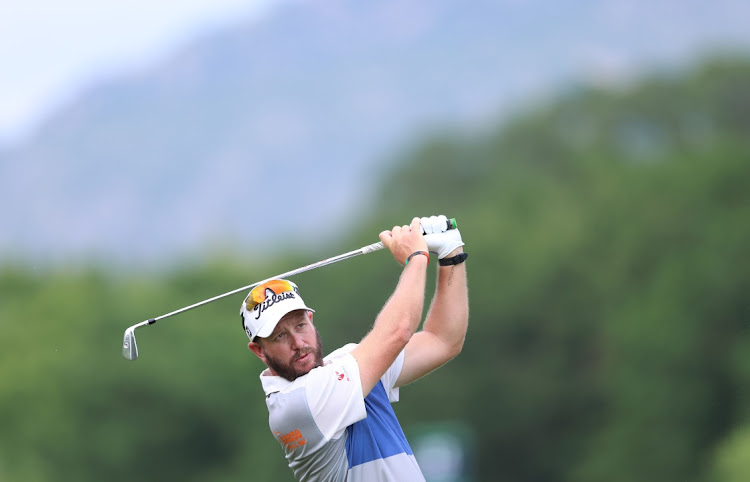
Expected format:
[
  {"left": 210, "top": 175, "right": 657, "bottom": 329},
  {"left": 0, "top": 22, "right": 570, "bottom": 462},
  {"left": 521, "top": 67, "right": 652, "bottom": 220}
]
[{"left": 122, "top": 327, "right": 138, "bottom": 361}]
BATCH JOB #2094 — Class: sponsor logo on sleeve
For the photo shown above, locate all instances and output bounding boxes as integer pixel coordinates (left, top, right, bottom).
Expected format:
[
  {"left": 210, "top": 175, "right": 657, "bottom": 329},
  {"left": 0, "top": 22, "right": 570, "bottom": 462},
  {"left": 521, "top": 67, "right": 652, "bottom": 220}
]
[
  {"left": 335, "top": 370, "right": 350, "bottom": 382},
  {"left": 275, "top": 429, "right": 307, "bottom": 452}
]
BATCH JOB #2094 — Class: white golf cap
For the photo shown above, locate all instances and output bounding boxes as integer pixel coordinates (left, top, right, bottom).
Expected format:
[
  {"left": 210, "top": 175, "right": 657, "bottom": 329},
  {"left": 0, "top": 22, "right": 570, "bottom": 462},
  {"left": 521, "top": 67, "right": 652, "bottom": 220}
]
[{"left": 240, "top": 279, "right": 314, "bottom": 341}]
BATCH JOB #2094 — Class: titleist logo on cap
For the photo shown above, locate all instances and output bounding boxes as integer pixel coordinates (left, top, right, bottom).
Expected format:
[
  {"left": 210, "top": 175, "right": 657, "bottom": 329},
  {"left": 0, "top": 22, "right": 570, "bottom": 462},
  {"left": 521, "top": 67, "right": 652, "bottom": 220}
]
[{"left": 253, "top": 291, "right": 297, "bottom": 319}]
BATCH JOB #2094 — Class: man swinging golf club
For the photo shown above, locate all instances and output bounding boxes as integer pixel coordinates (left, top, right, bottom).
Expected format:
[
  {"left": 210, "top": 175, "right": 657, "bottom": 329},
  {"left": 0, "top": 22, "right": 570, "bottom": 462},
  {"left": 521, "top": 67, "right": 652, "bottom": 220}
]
[{"left": 240, "top": 215, "right": 469, "bottom": 481}]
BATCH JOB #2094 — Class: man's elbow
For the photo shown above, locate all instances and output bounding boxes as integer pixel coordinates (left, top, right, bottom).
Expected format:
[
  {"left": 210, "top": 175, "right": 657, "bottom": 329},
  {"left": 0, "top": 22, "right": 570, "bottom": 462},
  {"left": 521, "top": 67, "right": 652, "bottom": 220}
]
[
  {"left": 449, "top": 338, "right": 465, "bottom": 359},
  {"left": 389, "top": 323, "right": 415, "bottom": 349}
]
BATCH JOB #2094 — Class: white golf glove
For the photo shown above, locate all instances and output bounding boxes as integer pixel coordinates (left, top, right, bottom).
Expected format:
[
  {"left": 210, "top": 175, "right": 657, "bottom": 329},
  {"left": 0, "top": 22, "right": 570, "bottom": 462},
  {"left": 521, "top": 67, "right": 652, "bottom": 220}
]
[{"left": 421, "top": 215, "right": 464, "bottom": 259}]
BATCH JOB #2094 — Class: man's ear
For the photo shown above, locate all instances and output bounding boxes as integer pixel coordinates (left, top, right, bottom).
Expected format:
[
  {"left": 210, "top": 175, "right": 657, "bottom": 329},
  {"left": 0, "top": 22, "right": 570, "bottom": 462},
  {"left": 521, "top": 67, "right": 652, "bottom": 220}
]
[{"left": 248, "top": 341, "right": 266, "bottom": 362}]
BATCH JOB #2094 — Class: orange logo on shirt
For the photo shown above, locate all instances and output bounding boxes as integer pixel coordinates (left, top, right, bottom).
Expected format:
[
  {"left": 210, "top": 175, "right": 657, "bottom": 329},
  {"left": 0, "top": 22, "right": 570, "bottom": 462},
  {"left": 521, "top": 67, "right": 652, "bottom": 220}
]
[{"left": 276, "top": 429, "right": 307, "bottom": 451}]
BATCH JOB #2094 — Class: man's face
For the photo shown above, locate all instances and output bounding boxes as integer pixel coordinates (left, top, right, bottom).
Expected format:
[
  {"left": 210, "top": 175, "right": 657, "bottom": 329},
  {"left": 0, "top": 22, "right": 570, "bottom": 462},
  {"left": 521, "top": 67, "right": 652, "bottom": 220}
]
[{"left": 251, "top": 310, "right": 324, "bottom": 381}]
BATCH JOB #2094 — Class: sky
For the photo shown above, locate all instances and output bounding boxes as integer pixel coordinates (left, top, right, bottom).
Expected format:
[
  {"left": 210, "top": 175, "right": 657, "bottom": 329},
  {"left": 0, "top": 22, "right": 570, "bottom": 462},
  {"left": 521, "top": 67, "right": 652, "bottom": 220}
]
[
  {"left": 0, "top": 0, "right": 280, "bottom": 147},
  {"left": 2, "top": 0, "right": 750, "bottom": 266},
  {"left": 2, "top": 0, "right": 749, "bottom": 148}
]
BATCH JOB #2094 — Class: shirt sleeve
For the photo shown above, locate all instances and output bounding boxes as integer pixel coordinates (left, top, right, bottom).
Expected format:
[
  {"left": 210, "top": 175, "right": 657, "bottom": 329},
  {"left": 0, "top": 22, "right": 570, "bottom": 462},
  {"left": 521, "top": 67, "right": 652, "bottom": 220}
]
[
  {"left": 305, "top": 351, "right": 367, "bottom": 442},
  {"left": 379, "top": 348, "right": 405, "bottom": 403}
]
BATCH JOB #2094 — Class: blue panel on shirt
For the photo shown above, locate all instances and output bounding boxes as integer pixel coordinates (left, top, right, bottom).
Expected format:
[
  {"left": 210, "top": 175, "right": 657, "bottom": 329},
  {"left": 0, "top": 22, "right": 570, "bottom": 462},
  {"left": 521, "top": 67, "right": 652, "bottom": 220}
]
[{"left": 345, "top": 381, "right": 413, "bottom": 468}]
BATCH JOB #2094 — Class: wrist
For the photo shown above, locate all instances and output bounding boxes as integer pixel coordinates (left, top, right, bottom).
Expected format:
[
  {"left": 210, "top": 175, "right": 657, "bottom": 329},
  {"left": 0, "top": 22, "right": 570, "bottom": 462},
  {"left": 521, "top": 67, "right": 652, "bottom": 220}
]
[
  {"left": 405, "top": 250, "right": 430, "bottom": 266},
  {"left": 439, "top": 251, "right": 468, "bottom": 267}
]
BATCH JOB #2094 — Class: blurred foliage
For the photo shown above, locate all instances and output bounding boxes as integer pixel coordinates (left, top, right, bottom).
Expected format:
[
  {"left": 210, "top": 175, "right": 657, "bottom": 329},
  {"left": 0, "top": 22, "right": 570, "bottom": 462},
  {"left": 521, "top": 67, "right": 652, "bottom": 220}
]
[{"left": 2, "top": 55, "right": 750, "bottom": 481}]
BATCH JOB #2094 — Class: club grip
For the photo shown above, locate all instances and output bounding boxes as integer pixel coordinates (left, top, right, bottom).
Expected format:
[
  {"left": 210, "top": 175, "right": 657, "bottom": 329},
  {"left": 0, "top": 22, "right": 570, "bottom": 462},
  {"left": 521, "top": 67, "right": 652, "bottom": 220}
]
[{"left": 421, "top": 217, "right": 457, "bottom": 234}]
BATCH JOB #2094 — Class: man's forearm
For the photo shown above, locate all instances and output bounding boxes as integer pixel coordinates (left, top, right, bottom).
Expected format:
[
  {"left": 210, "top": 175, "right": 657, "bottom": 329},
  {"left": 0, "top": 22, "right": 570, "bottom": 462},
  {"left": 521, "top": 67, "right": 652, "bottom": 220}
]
[
  {"left": 353, "top": 254, "right": 428, "bottom": 396},
  {"left": 374, "top": 256, "right": 429, "bottom": 341},
  {"left": 422, "top": 249, "right": 469, "bottom": 355}
]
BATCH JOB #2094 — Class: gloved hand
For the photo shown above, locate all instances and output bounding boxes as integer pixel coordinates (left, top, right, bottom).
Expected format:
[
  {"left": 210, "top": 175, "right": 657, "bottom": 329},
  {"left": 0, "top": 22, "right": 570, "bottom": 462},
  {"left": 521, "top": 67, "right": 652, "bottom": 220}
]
[{"left": 421, "top": 215, "right": 464, "bottom": 259}]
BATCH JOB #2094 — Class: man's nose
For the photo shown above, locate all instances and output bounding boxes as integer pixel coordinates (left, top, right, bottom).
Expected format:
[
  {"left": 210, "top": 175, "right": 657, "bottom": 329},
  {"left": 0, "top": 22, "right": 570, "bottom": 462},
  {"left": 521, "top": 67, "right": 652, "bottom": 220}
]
[{"left": 289, "top": 332, "right": 305, "bottom": 350}]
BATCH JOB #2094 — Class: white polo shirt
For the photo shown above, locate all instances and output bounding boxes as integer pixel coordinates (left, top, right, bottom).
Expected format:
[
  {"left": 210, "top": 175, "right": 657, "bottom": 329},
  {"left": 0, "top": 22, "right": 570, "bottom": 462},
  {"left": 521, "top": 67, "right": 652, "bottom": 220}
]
[{"left": 259, "top": 343, "right": 425, "bottom": 481}]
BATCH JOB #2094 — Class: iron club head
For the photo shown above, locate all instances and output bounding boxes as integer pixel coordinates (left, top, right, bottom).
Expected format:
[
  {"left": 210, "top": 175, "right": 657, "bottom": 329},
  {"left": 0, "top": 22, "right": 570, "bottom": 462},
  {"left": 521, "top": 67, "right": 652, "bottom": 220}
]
[
  {"left": 122, "top": 319, "right": 157, "bottom": 361},
  {"left": 122, "top": 327, "right": 138, "bottom": 360}
]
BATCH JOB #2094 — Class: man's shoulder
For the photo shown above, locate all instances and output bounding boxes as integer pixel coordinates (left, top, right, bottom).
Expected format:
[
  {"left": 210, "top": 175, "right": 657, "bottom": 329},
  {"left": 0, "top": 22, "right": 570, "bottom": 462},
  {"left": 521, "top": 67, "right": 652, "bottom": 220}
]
[
  {"left": 261, "top": 344, "right": 359, "bottom": 396},
  {"left": 324, "top": 343, "right": 359, "bottom": 362}
]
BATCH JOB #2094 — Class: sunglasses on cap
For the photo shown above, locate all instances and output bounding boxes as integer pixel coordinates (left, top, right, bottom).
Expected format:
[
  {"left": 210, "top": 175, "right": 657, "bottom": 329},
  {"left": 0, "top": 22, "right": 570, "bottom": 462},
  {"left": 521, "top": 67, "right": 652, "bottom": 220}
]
[{"left": 245, "top": 279, "right": 298, "bottom": 310}]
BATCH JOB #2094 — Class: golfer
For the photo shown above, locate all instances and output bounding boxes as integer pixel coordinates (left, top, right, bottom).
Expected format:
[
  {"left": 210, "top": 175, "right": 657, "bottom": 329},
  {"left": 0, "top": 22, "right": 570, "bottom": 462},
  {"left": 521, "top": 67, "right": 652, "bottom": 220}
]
[{"left": 240, "top": 215, "right": 469, "bottom": 481}]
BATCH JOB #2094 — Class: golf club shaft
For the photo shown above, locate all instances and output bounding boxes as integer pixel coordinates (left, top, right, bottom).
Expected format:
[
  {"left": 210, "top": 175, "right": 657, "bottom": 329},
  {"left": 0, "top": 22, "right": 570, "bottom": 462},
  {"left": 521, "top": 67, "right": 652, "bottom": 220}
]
[
  {"left": 123, "top": 217, "right": 457, "bottom": 360},
  {"left": 147, "top": 240, "right": 386, "bottom": 325},
  {"left": 140, "top": 217, "right": 456, "bottom": 326},
  {"left": 122, "top": 240, "right": 388, "bottom": 360}
]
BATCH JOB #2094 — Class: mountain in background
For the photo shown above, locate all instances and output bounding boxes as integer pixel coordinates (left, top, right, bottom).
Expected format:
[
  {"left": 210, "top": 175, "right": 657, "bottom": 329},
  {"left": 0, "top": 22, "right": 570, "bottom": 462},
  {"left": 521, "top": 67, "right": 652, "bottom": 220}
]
[{"left": 1, "top": 0, "right": 748, "bottom": 267}]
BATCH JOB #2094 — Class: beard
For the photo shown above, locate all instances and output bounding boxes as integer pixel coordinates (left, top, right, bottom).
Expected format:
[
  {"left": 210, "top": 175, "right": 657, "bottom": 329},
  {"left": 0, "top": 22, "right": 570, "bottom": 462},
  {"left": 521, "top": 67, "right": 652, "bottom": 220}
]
[{"left": 263, "top": 329, "right": 324, "bottom": 382}]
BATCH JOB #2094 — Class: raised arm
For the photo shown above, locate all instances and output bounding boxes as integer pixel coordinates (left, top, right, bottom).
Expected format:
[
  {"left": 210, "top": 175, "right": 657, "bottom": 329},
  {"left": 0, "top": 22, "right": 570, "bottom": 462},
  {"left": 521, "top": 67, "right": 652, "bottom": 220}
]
[
  {"left": 351, "top": 217, "right": 429, "bottom": 397},
  {"left": 396, "top": 217, "right": 468, "bottom": 387}
]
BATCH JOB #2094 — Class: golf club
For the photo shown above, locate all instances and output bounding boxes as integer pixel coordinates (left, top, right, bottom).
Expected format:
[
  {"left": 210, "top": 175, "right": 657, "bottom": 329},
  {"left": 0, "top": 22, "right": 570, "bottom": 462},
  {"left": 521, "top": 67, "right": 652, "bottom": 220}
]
[{"left": 122, "top": 217, "right": 457, "bottom": 360}]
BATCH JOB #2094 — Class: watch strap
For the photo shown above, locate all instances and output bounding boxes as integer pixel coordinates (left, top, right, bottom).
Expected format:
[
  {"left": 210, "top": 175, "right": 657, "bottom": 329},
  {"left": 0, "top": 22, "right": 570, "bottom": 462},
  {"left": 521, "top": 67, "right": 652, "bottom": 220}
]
[{"left": 439, "top": 252, "right": 468, "bottom": 266}]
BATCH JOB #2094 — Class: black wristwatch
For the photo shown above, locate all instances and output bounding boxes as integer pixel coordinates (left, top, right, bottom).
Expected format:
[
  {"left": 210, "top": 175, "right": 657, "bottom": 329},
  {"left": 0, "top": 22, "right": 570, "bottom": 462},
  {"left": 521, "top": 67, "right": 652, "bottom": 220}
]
[{"left": 439, "top": 252, "right": 468, "bottom": 266}]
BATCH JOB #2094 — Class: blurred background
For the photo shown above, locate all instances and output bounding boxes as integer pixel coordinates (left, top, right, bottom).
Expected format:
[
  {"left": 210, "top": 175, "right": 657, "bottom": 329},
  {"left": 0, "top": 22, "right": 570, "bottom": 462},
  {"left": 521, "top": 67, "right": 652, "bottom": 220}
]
[{"left": 1, "top": 0, "right": 749, "bottom": 480}]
